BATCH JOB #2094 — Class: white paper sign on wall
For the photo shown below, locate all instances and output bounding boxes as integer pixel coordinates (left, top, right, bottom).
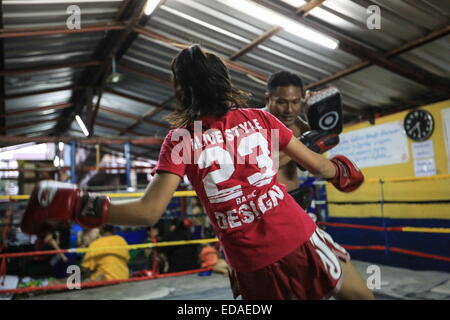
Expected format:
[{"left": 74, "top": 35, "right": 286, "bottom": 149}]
[
  {"left": 412, "top": 140, "right": 434, "bottom": 159},
  {"left": 441, "top": 108, "right": 450, "bottom": 173},
  {"left": 328, "top": 120, "right": 409, "bottom": 168},
  {"left": 414, "top": 158, "right": 436, "bottom": 177}
]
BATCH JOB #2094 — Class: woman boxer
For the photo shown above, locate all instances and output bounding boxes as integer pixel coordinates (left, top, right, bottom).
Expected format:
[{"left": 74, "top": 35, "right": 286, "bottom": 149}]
[{"left": 22, "top": 45, "right": 372, "bottom": 300}]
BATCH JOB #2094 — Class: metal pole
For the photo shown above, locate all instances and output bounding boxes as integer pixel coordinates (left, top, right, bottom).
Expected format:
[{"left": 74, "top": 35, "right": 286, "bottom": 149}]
[
  {"left": 380, "top": 179, "right": 389, "bottom": 255},
  {"left": 70, "top": 141, "right": 77, "bottom": 184},
  {"left": 125, "top": 142, "right": 131, "bottom": 189}
]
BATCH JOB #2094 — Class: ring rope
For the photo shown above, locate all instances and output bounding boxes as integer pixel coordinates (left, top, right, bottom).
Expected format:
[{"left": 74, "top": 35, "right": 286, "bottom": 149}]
[
  {"left": 0, "top": 267, "right": 212, "bottom": 295},
  {"left": 0, "top": 190, "right": 197, "bottom": 201},
  {"left": 318, "top": 222, "right": 450, "bottom": 233},
  {"left": 343, "top": 245, "right": 450, "bottom": 263},
  {"left": 0, "top": 238, "right": 219, "bottom": 259},
  {"left": 2, "top": 174, "right": 450, "bottom": 201}
]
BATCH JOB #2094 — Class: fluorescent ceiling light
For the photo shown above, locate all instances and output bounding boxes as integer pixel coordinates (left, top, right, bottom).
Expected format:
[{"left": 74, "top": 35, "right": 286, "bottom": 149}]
[
  {"left": 145, "top": 0, "right": 161, "bottom": 15},
  {"left": 75, "top": 115, "right": 90, "bottom": 137},
  {"left": 282, "top": 0, "right": 347, "bottom": 28},
  {"left": 217, "top": 0, "right": 339, "bottom": 50},
  {"left": 53, "top": 155, "right": 60, "bottom": 167},
  {"left": 281, "top": 0, "right": 307, "bottom": 7},
  {"left": 4, "top": 0, "right": 122, "bottom": 3},
  {"left": 161, "top": 6, "right": 249, "bottom": 43}
]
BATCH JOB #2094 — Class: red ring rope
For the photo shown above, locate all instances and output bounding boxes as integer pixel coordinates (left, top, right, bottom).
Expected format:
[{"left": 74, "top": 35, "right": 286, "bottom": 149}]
[
  {"left": 318, "top": 221, "right": 403, "bottom": 232},
  {"left": 343, "top": 245, "right": 450, "bottom": 263},
  {"left": 0, "top": 268, "right": 211, "bottom": 295}
]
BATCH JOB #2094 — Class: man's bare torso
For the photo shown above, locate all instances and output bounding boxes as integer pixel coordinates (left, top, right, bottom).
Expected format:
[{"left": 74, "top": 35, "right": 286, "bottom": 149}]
[{"left": 278, "top": 117, "right": 310, "bottom": 192}]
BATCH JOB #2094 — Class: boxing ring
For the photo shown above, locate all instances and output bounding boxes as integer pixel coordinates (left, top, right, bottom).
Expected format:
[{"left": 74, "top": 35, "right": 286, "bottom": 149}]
[{"left": 1, "top": 177, "right": 450, "bottom": 300}]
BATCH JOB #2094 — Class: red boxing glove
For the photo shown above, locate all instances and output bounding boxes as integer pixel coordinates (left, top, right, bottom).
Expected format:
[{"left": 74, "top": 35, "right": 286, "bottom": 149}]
[
  {"left": 328, "top": 155, "right": 364, "bottom": 192},
  {"left": 21, "top": 181, "right": 110, "bottom": 235}
]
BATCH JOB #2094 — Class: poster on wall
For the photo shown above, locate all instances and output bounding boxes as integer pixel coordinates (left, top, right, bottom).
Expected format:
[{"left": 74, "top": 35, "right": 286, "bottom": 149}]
[
  {"left": 411, "top": 141, "right": 436, "bottom": 177},
  {"left": 442, "top": 108, "right": 450, "bottom": 173},
  {"left": 413, "top": 158, "right": 436, "bottom": 177},
  {"left": 327, "top": 120, "right": 409, "bottom": 168}
]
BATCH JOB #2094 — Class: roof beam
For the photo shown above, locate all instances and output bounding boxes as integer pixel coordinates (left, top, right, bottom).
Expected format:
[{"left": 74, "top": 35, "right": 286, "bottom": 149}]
[
  {"left": 0, "top": 60, "right": 101, "bottom": 76},
  {"left": 0, "top": 22, "right": 128, "bottom": 39},
  {"left": 0, "top": 3, "right": 5, "bottom": 136},
  {"left": 1, "top": 117, "right": 62, "bottom": 131},
  {"left": 87, "top": 0, "right": 168, "bottom": 136},
  {"left": 251, "top": 0, "right": 450, "bottom": 95},
  {"left": 98, "top": 105, "right": 170, "bottom": 129},
  {"left": 104, "top": 88, "right": 171, "bottom": 110},
  {"left": 230, "top": 26, "right": 282, "bottom": 61},
  {"left": 0, "top": 102, "right": 71, "bottom": 118},
  {"left": 134, "top": 27, "right": 268, "bottom": 82},
  {"left": 69, "top": 128, "right": 160, "bottom": 154},
  {"left": 4, "top": 85, "right": 76, "bottom": 100},
  {"left": 230, "top": 0, "right": 326, "bottom": 61},
  {"left": 117, "top": 63, "right": 172, "bottom": 86},
  {"left": 296, "top": 0, "right": 326, "bottom": 16},
  {"left": 306, "top": 25, "right": 450, "bottom": 90},
  {"left": 0, "top": 135, "right": 163, "bottom": 145},
  {"left": 54, "top": 0, "right": 150, "bottom": 136},
  {"left": 118, "top": 96, "right": 174, "bottom": 135}
]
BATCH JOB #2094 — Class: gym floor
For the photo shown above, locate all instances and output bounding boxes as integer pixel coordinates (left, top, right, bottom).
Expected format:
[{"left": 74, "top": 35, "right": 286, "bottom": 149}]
[{"left": 22, "top": 261, "right": 450, "bottom": 300}]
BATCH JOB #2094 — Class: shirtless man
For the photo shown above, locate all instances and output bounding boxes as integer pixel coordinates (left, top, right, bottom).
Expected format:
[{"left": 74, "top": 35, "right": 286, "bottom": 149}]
[{"left": 265, "top": 71, "right": 341, "bottom": 215}]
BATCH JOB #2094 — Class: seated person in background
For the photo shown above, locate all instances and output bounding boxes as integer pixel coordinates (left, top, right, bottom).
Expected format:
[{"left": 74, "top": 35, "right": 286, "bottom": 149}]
[
  {"left": 161, "top": 217, "right": 199, "bottom": 273},
  {"left": 200, "top": 243, "right": 229, "bottom": 276},
  {"left": 192, "top": 201, "right": 206, "bottom": 239},
  {"left": 77, "top": 227, "right": 100, "bottom": 248},
  {"left": 143, "top": 223, "right": 169, "bottom": 274},
  {"left": 29, "top": 231, "right": 68, "bottom": 278},
  {"left": 81, "top": 225, "right": 130, "bottom": 281}
]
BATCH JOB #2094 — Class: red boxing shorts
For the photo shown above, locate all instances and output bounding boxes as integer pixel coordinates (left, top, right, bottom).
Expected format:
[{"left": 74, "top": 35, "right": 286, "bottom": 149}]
[{"left": 229, "top": 228, "right": 350, "bottom": 300}]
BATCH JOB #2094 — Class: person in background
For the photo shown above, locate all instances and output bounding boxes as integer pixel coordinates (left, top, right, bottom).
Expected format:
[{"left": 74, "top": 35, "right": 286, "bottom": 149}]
[
  {"left": 191, "top": 197, "right": 207, "bottom": 239},
  {"left": 161, "top": 217, "right": 199, "bottom": 273},
  {"left": 81, "top": 225, "right": 130, "bottom": 281},
  {"left": 143, "top": 222, "right": 169, "bottom": 274},
  {"left": 77, "top": 227, "right": 100, "bottom": 248},
  {"left": 29, "top": 231, "right": 68, "bottom": 278},
  {"left": 199, "top": 243, "right": 229, "bottom": 276},
  {"left": 265, "top": 71, "right": 342, "bottom": 222}
]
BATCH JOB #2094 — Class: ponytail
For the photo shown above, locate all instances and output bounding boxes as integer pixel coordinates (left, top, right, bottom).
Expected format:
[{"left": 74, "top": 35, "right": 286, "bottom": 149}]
[{"left": 167, "top": 45, "right": 250, "bottom": 127}]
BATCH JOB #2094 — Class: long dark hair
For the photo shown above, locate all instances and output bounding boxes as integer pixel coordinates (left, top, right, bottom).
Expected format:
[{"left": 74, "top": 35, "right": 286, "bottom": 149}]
[{"left": 167, "top": 45, "right": 250, "bottom": 127}]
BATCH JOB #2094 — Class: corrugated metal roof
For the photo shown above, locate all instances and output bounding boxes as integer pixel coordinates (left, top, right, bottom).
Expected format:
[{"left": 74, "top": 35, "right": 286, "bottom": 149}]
[
  {"left": 1, "top": 0, "right": 449, "bottom": 161},
  {"left": 3, "top": 0, "right": 122, "bottom": 29}
]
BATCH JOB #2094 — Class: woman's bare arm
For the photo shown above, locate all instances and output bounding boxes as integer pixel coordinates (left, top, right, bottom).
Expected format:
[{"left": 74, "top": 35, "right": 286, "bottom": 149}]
[
  {"left": 107, "top": 172, "right": 182, "bottom": 227},
  {"left": 282, "top": 136, "right": 336, "bottom": 179}
]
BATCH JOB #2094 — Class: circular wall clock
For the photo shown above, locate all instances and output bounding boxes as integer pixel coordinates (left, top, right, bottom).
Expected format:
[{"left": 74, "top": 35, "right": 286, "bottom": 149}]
[{"left": 403, "top": 109, "right": 434, "bottom": 142}]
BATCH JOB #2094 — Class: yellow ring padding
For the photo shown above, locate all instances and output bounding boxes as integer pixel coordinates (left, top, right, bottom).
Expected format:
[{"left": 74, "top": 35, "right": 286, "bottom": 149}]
[
  {"left": 363, "top": 174, "right": 450, "bottom": 184},
  {"left": 0, "top": 190, "right": 198, "bottom": 201},
  {"left": 3, "top": 175, "right": 450, "bottom": 201},
  {"left": 70, "top": 237, "right": 218, "bottom": 254},
  {"left": 401, "top": 227, "right": 450, "bottom": 234}
]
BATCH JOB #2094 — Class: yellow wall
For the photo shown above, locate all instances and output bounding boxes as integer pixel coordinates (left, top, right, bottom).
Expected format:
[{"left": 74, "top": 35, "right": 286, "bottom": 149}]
[
  {"left": 343, "top": 99, "right": 450, "bottom": 178},
  {"left": 326, "top": 99, "right": 450, "bottom": 220}
]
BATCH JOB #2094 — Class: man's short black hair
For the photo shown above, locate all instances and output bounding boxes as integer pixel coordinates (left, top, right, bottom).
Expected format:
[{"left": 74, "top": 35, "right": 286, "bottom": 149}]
[{"left": 267, "top": 71, "right": 304, "bottom": 94}]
